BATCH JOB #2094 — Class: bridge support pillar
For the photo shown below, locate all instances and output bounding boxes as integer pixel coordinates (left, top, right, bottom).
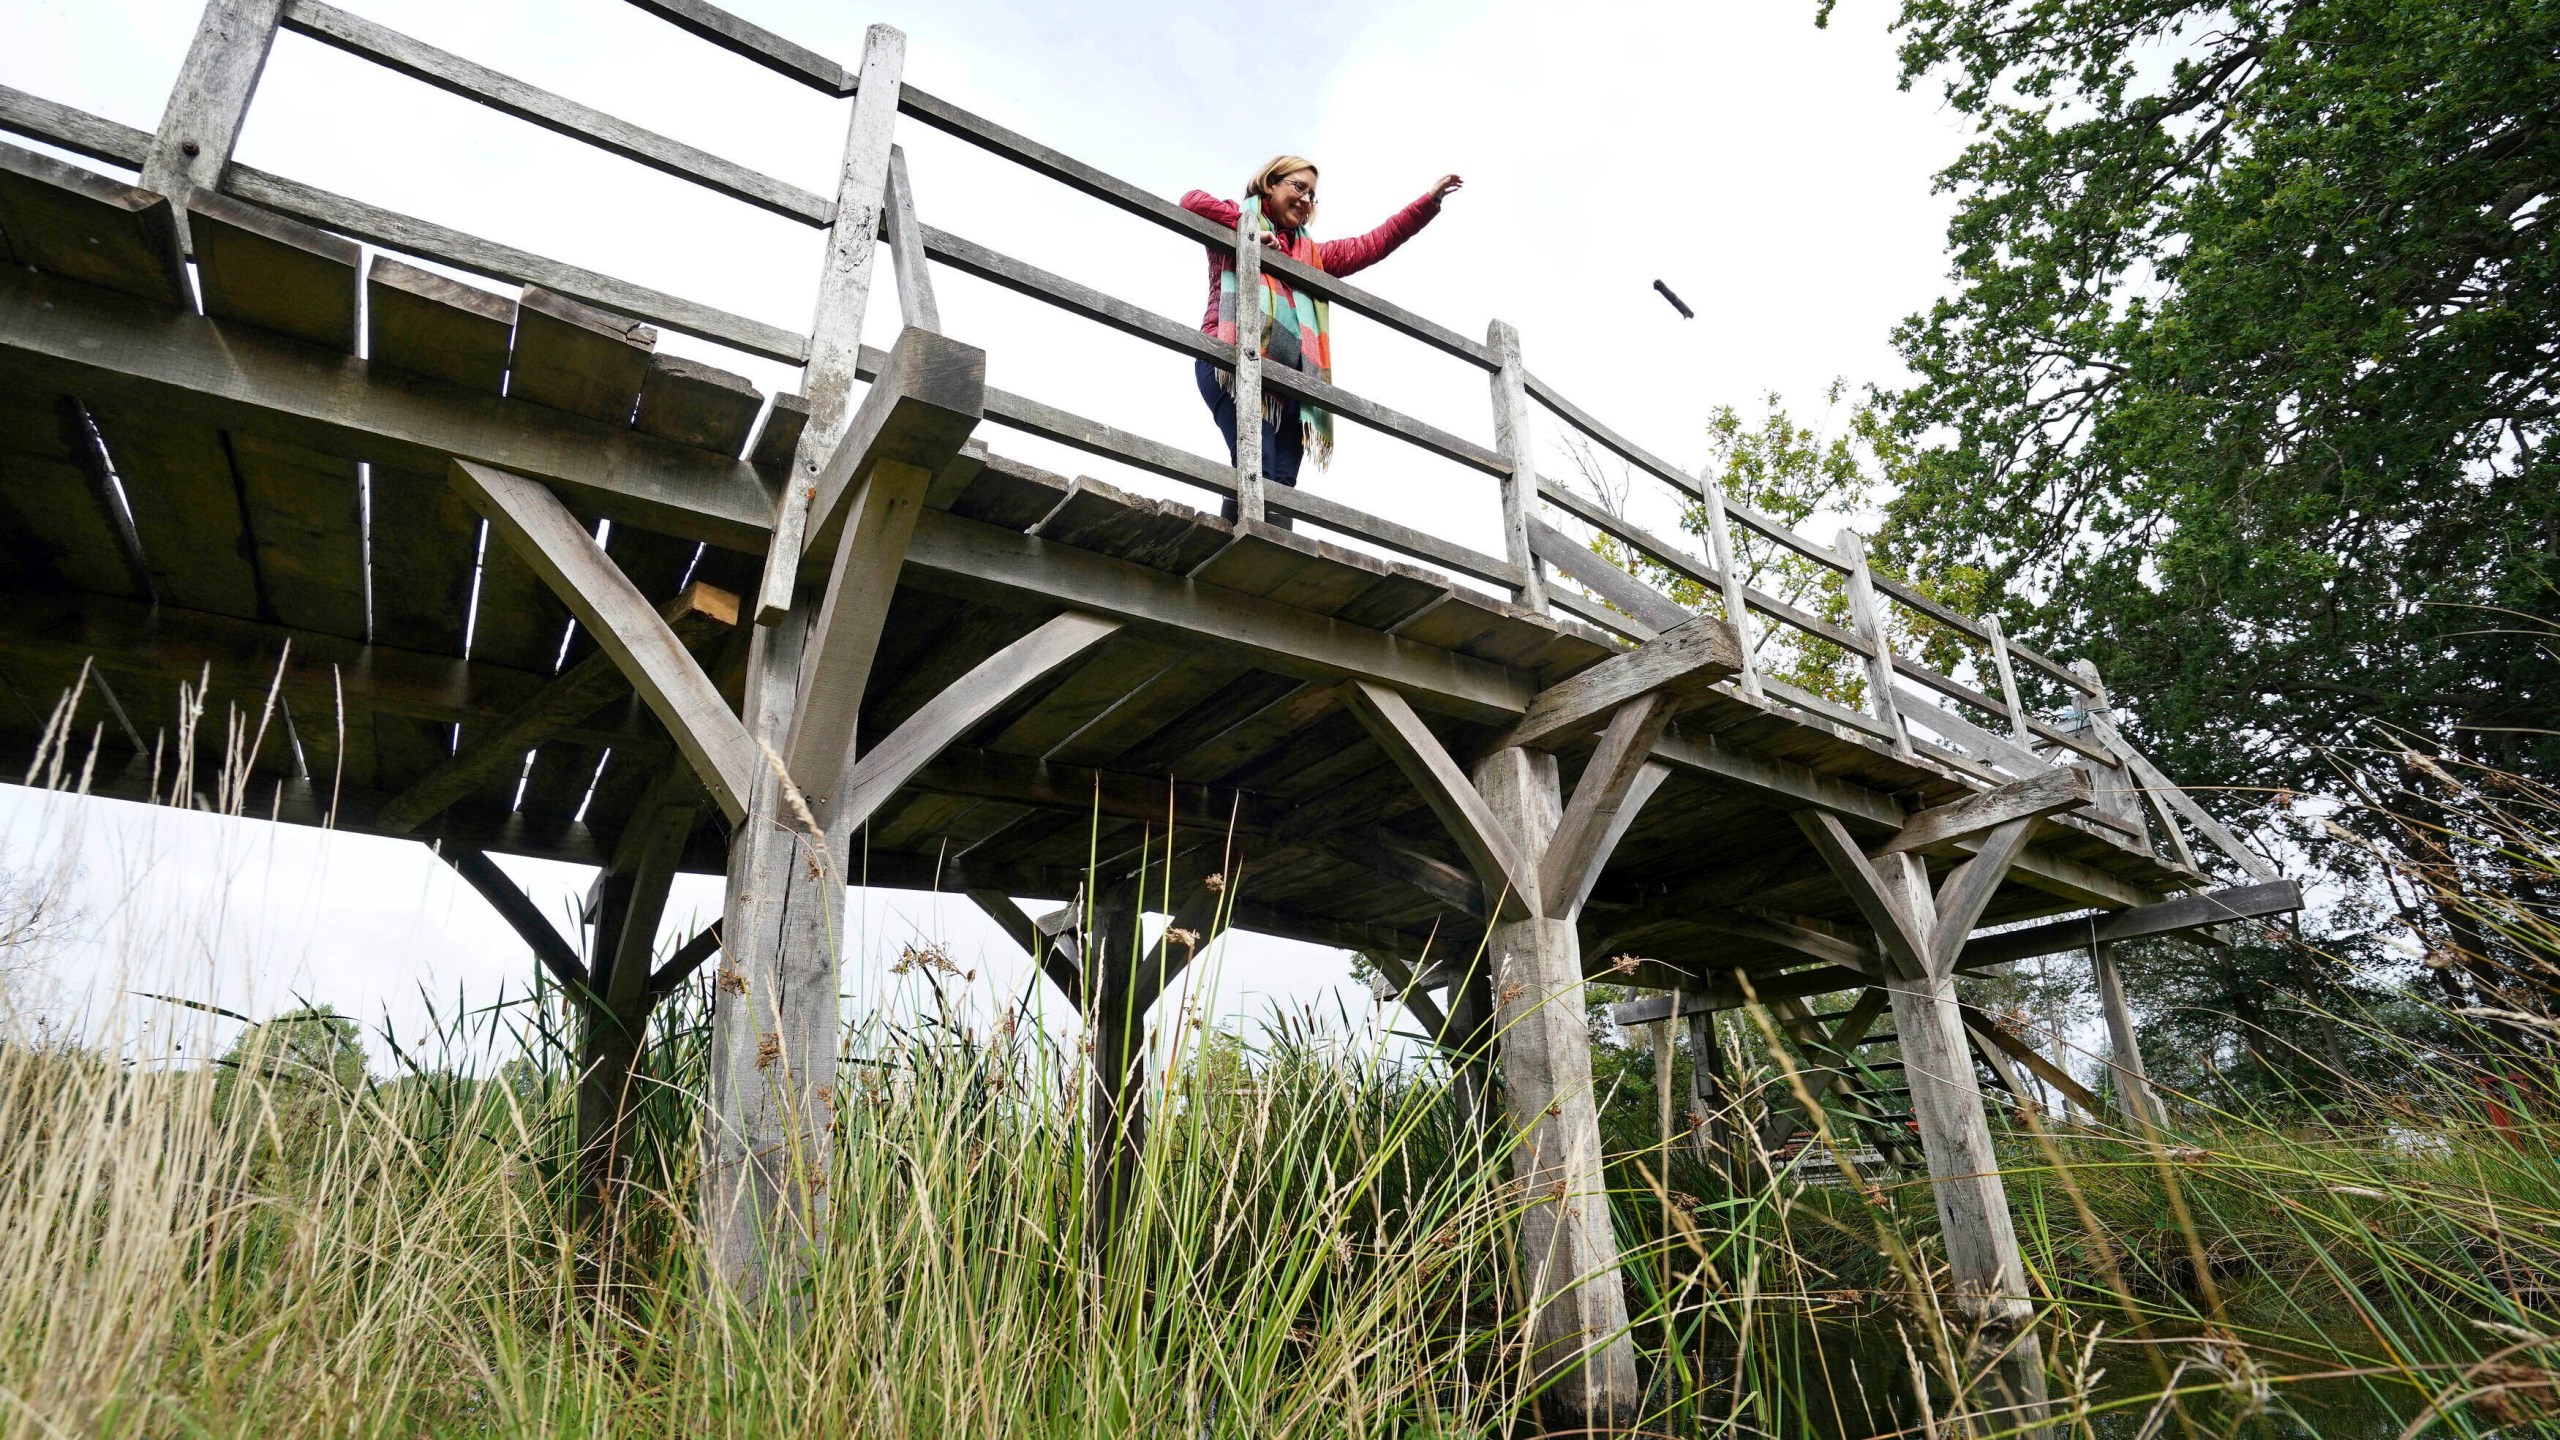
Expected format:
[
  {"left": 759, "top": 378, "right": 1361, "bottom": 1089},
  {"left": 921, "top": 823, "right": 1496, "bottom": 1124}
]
[{"left": 1471, "top": 744, "right": 1641, "bottom": 1428}]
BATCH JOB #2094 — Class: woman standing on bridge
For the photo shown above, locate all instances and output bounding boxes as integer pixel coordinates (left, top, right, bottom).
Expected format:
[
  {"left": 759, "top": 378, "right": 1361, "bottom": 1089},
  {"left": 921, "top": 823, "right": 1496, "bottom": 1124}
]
[{"left": 1182, "top": 158, "right": 1461, "bottom": 506}]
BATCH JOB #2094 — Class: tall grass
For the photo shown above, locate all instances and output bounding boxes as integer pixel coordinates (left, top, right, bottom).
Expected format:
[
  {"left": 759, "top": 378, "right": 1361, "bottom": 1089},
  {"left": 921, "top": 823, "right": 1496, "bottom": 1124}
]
[{"left": 3, "top": 748, "right": 2557, "bottom": 1436}]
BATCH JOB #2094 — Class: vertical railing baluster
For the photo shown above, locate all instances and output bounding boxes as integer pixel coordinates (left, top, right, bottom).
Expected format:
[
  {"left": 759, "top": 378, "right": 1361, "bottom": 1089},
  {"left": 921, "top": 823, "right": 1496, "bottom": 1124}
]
[
  {"left": 1484, "top": 320, "right": 1546, "bottom": 612},
  {"left": 1837, "top": 530, "right": 1913, "bottom": 758},
  {"left": 144, "top": 0, "right": 287, "bottom": 252},
  {"left": 1984, "top": 613, "right": 2031, "bottom": 746},
  {"left": 1230, "top": 195, "right": 1266, "bottom": 526},
  {"left": 1702, "top": 485, "right": 1761, "bottom": 699}
]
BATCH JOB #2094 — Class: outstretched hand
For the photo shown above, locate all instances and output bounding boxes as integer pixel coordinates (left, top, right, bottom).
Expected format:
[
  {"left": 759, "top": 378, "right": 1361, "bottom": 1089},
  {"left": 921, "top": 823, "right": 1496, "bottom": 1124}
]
[{"left": 1431, "top": 173, "right": 1464, "bottom": 200}]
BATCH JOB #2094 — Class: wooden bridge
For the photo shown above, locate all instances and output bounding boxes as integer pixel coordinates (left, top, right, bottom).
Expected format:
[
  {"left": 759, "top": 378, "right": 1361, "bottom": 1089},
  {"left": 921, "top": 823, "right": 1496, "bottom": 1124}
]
[{"left": 0, "top": 1, "right": 2298, "bottom": 1425}]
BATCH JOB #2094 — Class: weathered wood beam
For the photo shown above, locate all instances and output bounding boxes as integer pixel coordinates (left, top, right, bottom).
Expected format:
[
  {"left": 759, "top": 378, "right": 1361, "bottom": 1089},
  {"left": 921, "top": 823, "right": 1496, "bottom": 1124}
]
[
  {"left": 0, "top": 266, "right": 776, "bottom": 550},
  {"left": 1497, "top": 614, "right": 1740, "bottom": 752},
  {"left": 142, "top": 0, "right": 284, "bottom": 249},
  {"left": 915, "top": 745, "right": 1276, "bottom": 835},
  {"left": 449, "top": 459, "right": 756, "bottom": 822},
  {"left": 1958, "top": 880, "right": 2302, "bottom": 968},
  {"left": 1338, "top": 680, "right": 1537, "bottom": 918},
  {"left": 828, "top": 612, "right": 1120, "bottom": 837},
  {"left": 1876, "top": 767, "right": 2091, "bottom": 856},
  {"left": 377, "top": 581, "right": 737, "bottom": 834},
  {"left": 1317, "top": 831, "right": 1484, "bottom": 917},
  {"left": 438, "top": 844, "right": 584, "bottom": 992},
  {"left": 782, "top": 331, "right": 987, "bottom": 818},
  {"left": 966, "top": 887, "right": 1082, "bottom": 1005},
  {"left": 1927, "top": 815, "right": 2037, "bottom": 977},
  {"left": 904, "top": 509, "right": 1537, "bottom": 723},
  {"left": 1793, "top": 810, "right": 1927, "bottom": 977},
  {"left": 1523, "top": 515, "right": 1687, "bottom": 633},
  {"left": 1539, "top": 693, "right": 1673, "bottom": 921},
  {"left": 1958, "top": 1001, "right": 2103, "bottom": 1115}
]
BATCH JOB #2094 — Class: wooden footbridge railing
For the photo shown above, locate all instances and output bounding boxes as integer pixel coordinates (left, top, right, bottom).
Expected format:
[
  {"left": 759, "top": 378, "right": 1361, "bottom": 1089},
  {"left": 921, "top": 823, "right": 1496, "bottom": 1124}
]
[{"left": 0, "top": 1, "right": 2300, "bottom": 1425}]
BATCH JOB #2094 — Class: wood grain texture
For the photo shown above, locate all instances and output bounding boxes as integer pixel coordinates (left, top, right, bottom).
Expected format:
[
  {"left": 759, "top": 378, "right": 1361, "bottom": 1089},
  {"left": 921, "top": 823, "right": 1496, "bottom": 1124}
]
[
  {"left": 449, "top": 459, "right": 753, "bottom": 821},
  {"left": 0, "top": 265, "right": 774, "bottom": 550},
  {"left": 1499, "top": 613, "right": 1740, "bottom": 751},
  {"left": 1338, "top": 680, "right": 1536, "bottom": 917},
  {"left": 0, "top": 141, "right": 187, "bottom": 305},
  {"left": 1879, "top": 767, "right": 2090, "bottom": 856},
  {"left": 1483, "top": 319, "right": 1544, "bottom": 609},
  {"left": 633, "top": 352, "right": 762, "bottom": 455},
  {"left": 365, "top": 256, "right": 513, "bottom": 393},
  {"left": 883, "top": 145, "right": 938, "bottom": 332},
  {"left": 509, "top": 286, "right": 656, "bottom": 425},
  {"left": 141, "top": 0, "right": 283, "bottom": 237},
  {"left": 187, "top": 189, "right": 359, "bottom": 350},
  {"left": 1540, "top": 692, "right": 1674, "bottom": 922}
]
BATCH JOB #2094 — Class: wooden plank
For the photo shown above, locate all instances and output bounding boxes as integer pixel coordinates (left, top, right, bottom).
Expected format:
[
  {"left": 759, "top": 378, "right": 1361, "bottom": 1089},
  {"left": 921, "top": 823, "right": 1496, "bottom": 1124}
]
[
  {"left": 363, "top": 465, "right": 478, "bottom": 654},
  {"left": 1878, "top": 767, "right": 2091, "bottom": 856},
  {"left": 1228, "top": 193, "right": 1265, "bottom": 522},
  {"left": 227, "top": 431, "right": 365, "bottom": 638},
  {"left": 622, "top": 0, "right": 851, "bottom": 92},
  {"left": 449, "top": 459, "right": 753, "bottom": 822},
  {"left": 0, "top": 83, "right": 153, "bottom": 169},
  {"left": 1526, "top": 515, "right": 1687, "bottom": 633},
  {"left": 914, "top": 743, "right": 1274, "bottom": 834},
  {"left": 2093, "top": 940, "right": 2164, "bottom": 1126},
  {"left": 508, "top": 286, "right": 656, "bottom": 425},
  {"left": 632, "top": 352, "right": 762, "bottom": 455},
  {"left": 378, "top": 581, "right": 737, "bottom": 832},
  {"left": 0, "top": 141, "right": 187, "bottom": 306},
  {"left": 1338, "top": 680, "right": 1536, "bottom": 917},
  {"left": 0, "top": 394, "right": 147, "bottom": 599},
  {"left": 365, "top": 256, "right": 513, "bottom": 393},
  {"left": 0, "top": 265, "right": 775, "bottom": 551},
  {"left": 140, "top": 0, "right": 285, "bottom": 242},
  {"left": 81, "top": 404, "right": 262, "bottom": 619},
  {"left": 1316, "top": 830, "right": 1483, "bottom": 916},
  {"left": 280, "top": 0, "right": 831, "bottom": 226},
  {"left": 186, "top": 189, "right": 359, "bottom": 350},
  {"left": 903, "top": 508, "right": 1538, "bottom": 724},
  {"left": 745, "top": 392, "right": 811, "bottom": 473},
  {"left": 225, "top": 163, "right": 807, "bottom": 365},
  {"left": 1258, "top": 363, "right": 1508, "bottom": 477},
  {"left": 832, "top": 612, "right": 1123, "bottom": 836},
  {"left": 1539, "top": 692, "right": 1674, "bottom": 922},
  {"left": 1498, "top": 613, "right": 1740, "bottom": 751},
  {"left": 1031, "top": 479, "right": 1230, "bottom": 575}
]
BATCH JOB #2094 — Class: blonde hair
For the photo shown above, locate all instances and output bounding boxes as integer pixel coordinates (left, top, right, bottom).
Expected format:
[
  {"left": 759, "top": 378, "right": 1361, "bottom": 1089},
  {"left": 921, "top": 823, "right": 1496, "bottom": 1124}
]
[{"left": 1250, "top": 154, "right": 1320, "bottom": 222}]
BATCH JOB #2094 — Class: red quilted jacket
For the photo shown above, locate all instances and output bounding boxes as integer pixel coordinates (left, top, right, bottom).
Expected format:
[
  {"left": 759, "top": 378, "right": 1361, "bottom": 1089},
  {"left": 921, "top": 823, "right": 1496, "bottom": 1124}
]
[{"left": 1178, "top": 189, "right": 1444, "bottom": 332}]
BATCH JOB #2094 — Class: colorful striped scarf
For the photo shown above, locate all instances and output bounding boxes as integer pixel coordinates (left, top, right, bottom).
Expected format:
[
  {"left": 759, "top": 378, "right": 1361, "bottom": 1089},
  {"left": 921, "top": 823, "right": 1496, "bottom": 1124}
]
[{"left": 1216, "top": 198, "right": 1333, "bottom": 469}]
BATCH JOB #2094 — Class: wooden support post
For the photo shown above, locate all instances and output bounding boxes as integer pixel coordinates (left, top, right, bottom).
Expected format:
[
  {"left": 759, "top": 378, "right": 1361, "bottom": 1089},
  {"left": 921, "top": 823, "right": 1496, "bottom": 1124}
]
[
  {"left": 574, "top": 769, "right": 702, "bottom": 1235},
  {"left": 1687, "top": 1004, "right": 1726, "bottom": 1167},
  {"left": 2092, "top": 939, "right": 2164, "bottom": 1128},
  {"left": 759, "top": 22, "right": 905, "bottom": 626},
  {"left": 1794, "top": 811, "right": 2037, "bottom": 1326},
  {"left": 1485, "top": 319, "right": 1546, "bottom": 612},
  {"left": 1468, "top": 742, "right": 1640, "bottom": 1425},
  {"left": 1702, "top": 484, "right": 1763, "bottom": 700},
  {"left": 1836, "top": 530, "right": 1914, "bottom": 759},
  {"left": 1229, "top": 196, "right": 1265, "bottom": 525},
  {"left": 143, "top": 0, "right": 286, "bottom": 251}
]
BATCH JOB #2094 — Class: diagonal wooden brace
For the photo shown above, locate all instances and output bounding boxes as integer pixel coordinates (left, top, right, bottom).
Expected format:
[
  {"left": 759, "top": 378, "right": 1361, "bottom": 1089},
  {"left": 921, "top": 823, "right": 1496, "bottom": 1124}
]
[
  {"left": 449, "top": 458, "right": 757, "bottom": 822},
  {"left": 1540, "top": 691, "right": 1674, "bottom": 922},
  {"left": 1340, "top": 679, "right": 1540, "bottom": 918},
  {"left": 782, "top": 326, "right": 986, "bottom": 823},
  {"left": 1497, "top": 612, "right": 1741, "bottom": 752}
]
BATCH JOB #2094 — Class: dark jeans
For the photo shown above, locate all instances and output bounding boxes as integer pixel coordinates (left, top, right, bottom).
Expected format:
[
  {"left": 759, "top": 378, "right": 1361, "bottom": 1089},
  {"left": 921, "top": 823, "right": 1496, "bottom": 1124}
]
[{"left": 1196, "top": 359, "right": 1301, "bottom": 525}]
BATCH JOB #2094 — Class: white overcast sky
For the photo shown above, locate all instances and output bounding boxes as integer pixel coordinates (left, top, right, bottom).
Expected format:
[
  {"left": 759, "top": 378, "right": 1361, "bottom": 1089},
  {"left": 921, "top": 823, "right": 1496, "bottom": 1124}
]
[{"left": 0, "top": 0, "right": 1973, "bottom": 1068}]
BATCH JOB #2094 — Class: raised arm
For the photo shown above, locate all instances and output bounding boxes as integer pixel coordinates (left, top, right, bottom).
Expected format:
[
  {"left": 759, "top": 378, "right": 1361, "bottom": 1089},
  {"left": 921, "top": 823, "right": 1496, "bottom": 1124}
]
[{"left": 1317, "top": 184, "right": 1452, "bottom": 276}]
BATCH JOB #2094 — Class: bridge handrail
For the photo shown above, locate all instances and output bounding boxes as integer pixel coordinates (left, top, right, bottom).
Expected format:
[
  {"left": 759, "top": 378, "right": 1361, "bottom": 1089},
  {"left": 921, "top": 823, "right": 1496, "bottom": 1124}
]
[{"left": 0, "top": 1, "right": 2270, "bottom": 881}]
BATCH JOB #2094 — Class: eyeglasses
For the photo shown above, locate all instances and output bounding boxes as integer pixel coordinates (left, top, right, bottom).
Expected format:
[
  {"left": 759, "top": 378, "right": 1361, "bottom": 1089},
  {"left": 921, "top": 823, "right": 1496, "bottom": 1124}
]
[{"left": 1275, "top": 176, "right": 1317, "bottom": 202}]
